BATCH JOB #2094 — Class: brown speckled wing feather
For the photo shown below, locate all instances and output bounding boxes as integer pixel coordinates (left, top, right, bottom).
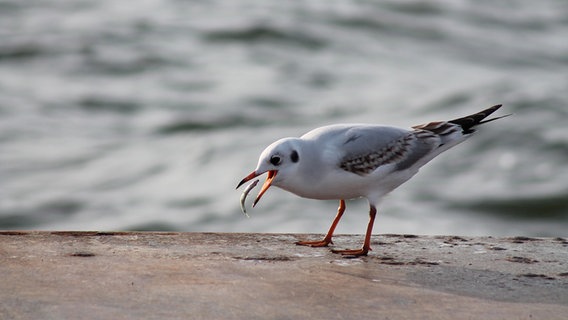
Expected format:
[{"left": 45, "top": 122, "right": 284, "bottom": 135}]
[{"left": 339, "top": 130, "right": 441, "bottom": 175}]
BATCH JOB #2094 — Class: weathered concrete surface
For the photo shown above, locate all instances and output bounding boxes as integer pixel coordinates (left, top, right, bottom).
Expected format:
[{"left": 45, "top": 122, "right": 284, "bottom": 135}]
[{"left": 0, "top": 232, "right": 567, "bottom": 319}]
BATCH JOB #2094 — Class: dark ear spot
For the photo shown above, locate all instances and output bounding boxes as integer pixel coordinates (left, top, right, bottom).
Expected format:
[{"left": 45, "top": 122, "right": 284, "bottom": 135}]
[{"left": 290, "top": 150, "right": 299, "bottom": 163}]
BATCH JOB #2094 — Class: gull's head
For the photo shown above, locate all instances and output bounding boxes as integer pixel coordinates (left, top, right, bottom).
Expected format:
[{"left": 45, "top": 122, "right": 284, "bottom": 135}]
[{"left": 236, "top": 138, "right": 301, "bottom": 207}]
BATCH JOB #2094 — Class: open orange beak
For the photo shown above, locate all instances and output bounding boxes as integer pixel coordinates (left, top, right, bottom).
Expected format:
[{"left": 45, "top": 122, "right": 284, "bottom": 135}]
[{"left": 236, "top": 170, "right": 278, "bottom": 207}]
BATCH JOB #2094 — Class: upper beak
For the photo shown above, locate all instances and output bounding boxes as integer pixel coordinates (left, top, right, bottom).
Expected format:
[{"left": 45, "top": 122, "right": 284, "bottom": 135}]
[
  {"left": 236, "top": 170, "right": 278, "bottom": 207},
  {"left": 236, "top": 171, "right": 259, "bottom": 189}
]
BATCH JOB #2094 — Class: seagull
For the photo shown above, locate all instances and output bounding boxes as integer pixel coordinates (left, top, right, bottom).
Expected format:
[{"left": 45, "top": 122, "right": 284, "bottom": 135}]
[{"left": 237, "top": 105, "right": 508, "bottom": 256}]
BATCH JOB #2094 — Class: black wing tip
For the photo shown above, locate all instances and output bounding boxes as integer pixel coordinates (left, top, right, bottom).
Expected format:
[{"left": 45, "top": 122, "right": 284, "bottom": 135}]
[{"left": 449, "top": 104, "right": 507, "bottom": 134}]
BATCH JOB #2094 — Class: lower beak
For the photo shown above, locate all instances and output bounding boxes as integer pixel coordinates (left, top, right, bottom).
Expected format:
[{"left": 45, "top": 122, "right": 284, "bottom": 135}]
[
  {"left": 236, "top": 170, "right": 278, "bottom": 207},
  {"left": 253, "top": 170, "right": 277, "bottom": 207}
]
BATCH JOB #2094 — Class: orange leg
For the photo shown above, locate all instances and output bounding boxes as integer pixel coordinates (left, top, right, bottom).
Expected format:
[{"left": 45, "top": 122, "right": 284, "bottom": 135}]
[
  {"left": 296, "top": 200, "right": 346, "bottom": 247},
  {"left": 332, "top": 204, "right": 377, "bottom": 257}
]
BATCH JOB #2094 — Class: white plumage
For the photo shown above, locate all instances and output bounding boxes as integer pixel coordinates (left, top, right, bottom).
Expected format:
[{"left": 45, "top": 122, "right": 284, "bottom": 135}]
[{"left": 237, "top": 105, "right": 507, "bottom": 256}]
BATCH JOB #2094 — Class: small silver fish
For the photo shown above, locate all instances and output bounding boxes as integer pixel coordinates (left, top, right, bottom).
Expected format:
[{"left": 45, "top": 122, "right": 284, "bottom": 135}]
[{"left": 240, "top": 179, "right": 259, "bottom": 217}]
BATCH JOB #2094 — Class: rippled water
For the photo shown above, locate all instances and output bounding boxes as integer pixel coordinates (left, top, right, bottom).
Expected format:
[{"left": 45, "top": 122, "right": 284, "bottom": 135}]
[{"left": 1, "top": 0, "right": 567, "bottom": 236}]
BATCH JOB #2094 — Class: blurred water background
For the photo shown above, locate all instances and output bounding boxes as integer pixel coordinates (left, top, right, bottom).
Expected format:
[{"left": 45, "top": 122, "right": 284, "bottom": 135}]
[{"left": 0, "top": 0, "right": 567, "bottom": 236}]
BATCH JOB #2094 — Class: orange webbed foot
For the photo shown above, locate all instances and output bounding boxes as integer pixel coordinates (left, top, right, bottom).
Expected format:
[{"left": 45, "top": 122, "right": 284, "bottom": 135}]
[
  {"left": 295, "top": 238, "right": 333, "bottom": 247},
  {"left": 331, "top": 247, "right": 370, "bottom": 257}
]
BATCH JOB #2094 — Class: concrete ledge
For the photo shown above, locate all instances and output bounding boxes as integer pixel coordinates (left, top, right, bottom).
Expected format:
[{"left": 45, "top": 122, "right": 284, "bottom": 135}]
[{"left": 1, "top": 232, "right": 567, "bottom": 319}]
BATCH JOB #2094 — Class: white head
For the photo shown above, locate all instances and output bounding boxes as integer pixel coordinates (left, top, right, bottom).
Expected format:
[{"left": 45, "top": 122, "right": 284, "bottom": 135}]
[{"left": 236, "top": 138, "right": 302, "bottom": 206}]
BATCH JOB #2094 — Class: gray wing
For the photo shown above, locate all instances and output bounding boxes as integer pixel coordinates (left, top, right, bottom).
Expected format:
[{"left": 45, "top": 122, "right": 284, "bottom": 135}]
[{"left": 338, "top": 125, "right": 441, "bottom": 175}]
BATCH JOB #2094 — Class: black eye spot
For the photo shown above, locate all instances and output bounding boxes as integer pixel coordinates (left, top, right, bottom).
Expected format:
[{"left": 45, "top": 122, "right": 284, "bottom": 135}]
[
  {"left": 290, "top": 150, "right": 299, "bottom": 163},
  {"left": 270, "top": 155, "right": 282, "bottom": 166}
]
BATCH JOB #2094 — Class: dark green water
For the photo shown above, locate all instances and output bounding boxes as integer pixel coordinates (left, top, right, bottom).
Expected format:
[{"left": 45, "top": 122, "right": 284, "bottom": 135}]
[{"left": 0, "top": 0, "right": 567, "bottom": 236}]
